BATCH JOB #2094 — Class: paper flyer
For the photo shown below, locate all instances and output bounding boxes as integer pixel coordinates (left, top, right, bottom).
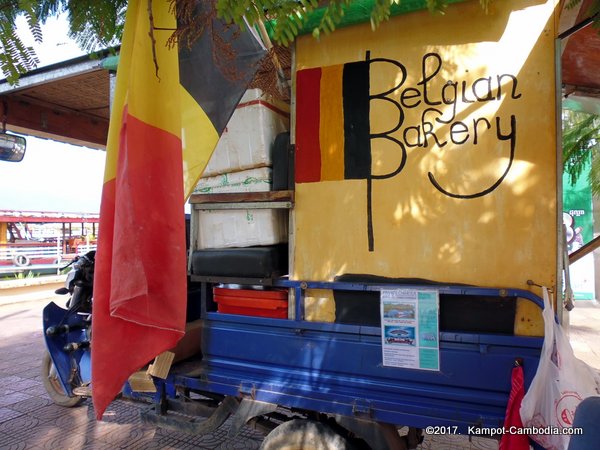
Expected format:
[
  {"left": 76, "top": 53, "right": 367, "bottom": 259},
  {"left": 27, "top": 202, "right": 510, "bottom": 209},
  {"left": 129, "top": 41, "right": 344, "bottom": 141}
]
[{"left": 380, "top": 289, "right": 440, "bottom": 371}]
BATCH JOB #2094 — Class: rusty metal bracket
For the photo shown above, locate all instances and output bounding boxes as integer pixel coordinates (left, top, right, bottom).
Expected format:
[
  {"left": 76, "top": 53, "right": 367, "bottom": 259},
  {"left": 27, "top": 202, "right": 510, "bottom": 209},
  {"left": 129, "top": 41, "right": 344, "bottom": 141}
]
[
  {"left": 140, "top": 395, "right": 239, "bottom": 435},
  {"left": 227, "top": 398, "right": 278, "bottom": 438}
]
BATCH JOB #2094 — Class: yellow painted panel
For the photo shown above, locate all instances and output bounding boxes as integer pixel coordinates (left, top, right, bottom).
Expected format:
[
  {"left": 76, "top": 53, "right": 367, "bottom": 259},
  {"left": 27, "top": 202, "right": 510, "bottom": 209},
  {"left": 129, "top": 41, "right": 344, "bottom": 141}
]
[
  {"left": 304, "top": 289, "right": 336, "bottom": 322},
  {"left": 293, "top": 0, "right": 558, "bottom": 335},
  {"left": 515, "top": 298, "right": 544, "bottom": 336}
]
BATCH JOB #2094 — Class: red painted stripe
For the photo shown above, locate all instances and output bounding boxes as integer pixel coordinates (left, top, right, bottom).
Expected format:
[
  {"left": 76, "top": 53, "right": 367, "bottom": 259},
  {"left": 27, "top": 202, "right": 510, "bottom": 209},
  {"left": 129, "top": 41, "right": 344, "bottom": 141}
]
[
  {"left": 237, "top": 99, "right": 290, "bottom": 118},
  {"left": 295, "top": 68, "right": 322, "bottom": 183}
]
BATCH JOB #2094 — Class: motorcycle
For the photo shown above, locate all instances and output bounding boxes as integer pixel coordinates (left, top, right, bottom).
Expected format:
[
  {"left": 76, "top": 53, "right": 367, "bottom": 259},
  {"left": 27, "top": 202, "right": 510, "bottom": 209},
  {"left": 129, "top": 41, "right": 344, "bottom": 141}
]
[{"left": 41, "top": 251, "right": 95, "bottom": 407}]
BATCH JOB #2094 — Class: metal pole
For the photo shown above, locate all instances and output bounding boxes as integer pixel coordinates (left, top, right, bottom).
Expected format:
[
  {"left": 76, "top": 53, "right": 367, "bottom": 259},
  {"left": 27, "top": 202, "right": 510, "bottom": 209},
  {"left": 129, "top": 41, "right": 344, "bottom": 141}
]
[{"left": 555, "top": 37, "right": 565, "bottom": 323}]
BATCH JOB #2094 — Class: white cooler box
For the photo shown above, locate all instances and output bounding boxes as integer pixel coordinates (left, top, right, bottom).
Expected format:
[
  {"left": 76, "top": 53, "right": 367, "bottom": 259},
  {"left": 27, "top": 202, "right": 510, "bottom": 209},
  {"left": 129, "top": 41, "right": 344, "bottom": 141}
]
[
  {"left": 203, "top": 89, "right": 289, "bottom": 177},
  {"left": 193, "top": 167, "right": 272, "bottom": 195},
  {"left": 197, "top": 209, "right": 288, "bottom": 249}
]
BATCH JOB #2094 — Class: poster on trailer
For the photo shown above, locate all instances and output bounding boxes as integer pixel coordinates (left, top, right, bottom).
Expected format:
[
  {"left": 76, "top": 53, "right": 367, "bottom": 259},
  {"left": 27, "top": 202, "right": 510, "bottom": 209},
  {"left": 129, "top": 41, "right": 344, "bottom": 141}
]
[{"left": 380, "top": 289, "right": 440, "bottom": 371}]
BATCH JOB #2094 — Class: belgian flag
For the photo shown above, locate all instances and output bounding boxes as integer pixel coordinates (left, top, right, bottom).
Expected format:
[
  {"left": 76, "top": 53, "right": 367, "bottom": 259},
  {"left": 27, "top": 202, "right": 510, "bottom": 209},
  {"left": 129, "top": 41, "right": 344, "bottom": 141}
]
[
  {"left": 92, "top": 0, "right": 265, "bottom": 419},
  {"left": 296, "top": 60, "right": 378, "bottom": 250},
  {"left": 295, "top": 62, "right": 371, "bottom": 183}
]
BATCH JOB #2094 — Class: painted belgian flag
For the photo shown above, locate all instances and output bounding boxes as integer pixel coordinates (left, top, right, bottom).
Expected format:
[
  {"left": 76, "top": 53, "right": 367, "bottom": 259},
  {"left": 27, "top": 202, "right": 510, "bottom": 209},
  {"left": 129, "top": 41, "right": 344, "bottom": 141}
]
[{"left": 296, "top": 62, "right": 371, "bottom": 183}]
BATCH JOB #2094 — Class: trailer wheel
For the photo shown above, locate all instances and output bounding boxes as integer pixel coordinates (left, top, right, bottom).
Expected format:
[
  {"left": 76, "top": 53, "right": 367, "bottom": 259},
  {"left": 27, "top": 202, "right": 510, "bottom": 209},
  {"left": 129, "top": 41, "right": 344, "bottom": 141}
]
[
  {"left": 41, "top": 351, "right": 83, "bottom": 407},
  {"left": 260, "top": 419, "right": 356, "bottom": 450}
]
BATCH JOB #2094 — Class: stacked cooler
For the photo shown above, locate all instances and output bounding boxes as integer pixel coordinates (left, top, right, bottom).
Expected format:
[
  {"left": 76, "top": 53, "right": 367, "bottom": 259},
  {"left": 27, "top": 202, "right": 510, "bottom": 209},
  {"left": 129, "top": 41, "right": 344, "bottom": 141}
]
[
  {"left": 192, "top": 89, "right": 290, "bottom": 250},
  {"left": 190, "top": 89, "right": 291, "bottom": 317}
]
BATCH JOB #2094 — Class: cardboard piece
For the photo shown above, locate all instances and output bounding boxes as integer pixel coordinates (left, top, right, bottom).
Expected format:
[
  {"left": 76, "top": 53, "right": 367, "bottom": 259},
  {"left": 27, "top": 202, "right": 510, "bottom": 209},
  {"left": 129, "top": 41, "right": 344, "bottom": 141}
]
[{"left": 170, "top": 320, "right": 203, "bottom": 364}]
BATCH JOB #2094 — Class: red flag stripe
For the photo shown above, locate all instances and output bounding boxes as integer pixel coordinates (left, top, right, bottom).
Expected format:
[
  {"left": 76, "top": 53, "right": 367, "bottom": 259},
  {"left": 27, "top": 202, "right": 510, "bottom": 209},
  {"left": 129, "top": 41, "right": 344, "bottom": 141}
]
[
  {"left": 92, "top": 110, "right": 187, "bottom": 418},
  {"left": 295, "top": 68, "right": 322, "bottom": 183}
]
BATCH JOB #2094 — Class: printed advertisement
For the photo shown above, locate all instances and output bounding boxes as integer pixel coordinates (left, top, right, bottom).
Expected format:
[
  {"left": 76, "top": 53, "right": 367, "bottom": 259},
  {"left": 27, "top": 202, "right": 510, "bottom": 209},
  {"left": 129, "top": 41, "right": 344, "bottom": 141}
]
[{"left": 381, "top": 289, "right": 440, "bottom": 371}]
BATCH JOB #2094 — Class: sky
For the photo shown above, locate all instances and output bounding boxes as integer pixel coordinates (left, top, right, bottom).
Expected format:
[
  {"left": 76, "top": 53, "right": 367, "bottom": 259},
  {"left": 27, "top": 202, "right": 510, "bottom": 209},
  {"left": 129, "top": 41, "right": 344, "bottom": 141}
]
[{"left": 0, "top": 14, "right": 106, "bottom": 214}]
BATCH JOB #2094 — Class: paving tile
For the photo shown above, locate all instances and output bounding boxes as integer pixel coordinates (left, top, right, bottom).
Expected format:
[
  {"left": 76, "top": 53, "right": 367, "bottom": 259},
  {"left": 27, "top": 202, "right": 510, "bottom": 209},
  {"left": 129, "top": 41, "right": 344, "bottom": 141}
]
[
  {"left": 8, "top": 377, "right": 41, "bottom": 392},
  {"left": 38, "top": 431, "right": 89, "bottom": 450},
  {"left": 0, "top": 393, "right": 33, "bottom": 408},
  {"left": 30, "top": 405, "right": 75, "bottom": 423},
  {"left": 78, "top": 442, "right": 116, "bottom": 450},
  {"left": 12, "top": 367, "right": 43, "bottom": 380},
  {"left": 18, "top": 424, "right": 63, "bottom": 449},
  {"left": 94, "top": 422, "right": 154, "bottom": 447},
  {"left": 25, "top": 385, "right": 51, "bottom": 398},
  {"left": 0, "top": 388, "right": 15, "bottom": 397},
  {"left": 0, "top": 442, "right": 43, "bottom": 450},
  {"left": 0, "top": 431, "right": 23, "bottom": 447},
  {"left": 51, "top": 408, "right": 94, "bottom": 433},
  {"left": 0, "top": 377, "right": 24, "bottom": 386},
  {"left": 0, "top": 415, "right": 42, "bottom": 434},
  {"left": 0, "top": 408, "right": 23, "bottom": 424},
  {"left": 0, "top": 366, "right": 31, "bottom": 377}
]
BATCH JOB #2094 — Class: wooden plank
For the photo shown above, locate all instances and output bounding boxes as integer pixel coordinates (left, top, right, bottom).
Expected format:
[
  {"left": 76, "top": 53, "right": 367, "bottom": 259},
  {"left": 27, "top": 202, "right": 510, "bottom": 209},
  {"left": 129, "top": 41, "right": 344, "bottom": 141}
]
[
  {"left": 569, "top": 234, "right": 600, "bottom": 264},
  {"left": 189, "top": 190, "right": 294, "bottom": 204}
]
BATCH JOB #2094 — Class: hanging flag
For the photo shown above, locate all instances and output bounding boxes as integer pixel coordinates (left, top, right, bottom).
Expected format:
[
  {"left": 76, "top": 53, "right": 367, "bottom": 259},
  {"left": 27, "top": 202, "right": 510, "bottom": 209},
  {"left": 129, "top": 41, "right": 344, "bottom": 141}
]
[{"left": 92, "top": 0, "right": 266, "bottom": 419}]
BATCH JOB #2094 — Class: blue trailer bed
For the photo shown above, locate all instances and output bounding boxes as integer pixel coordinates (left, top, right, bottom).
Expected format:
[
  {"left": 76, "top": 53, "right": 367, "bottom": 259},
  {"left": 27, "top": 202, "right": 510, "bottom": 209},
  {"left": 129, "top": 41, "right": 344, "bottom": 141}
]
[{"left": 148, "top": 280, "right": 544, "bottom": 446}]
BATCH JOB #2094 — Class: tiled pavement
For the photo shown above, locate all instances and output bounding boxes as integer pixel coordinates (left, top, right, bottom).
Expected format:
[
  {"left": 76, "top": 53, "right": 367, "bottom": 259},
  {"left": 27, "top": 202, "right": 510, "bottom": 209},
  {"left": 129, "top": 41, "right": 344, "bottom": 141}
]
[
  {"left": 0, "top": 288, "right": 598, "bottom": 449},
  {"left": 568, "top": 300, "right": 600, "bottom": 370},
  {"left": 0, "top": 297, "right": 266, "bottom": 450}
]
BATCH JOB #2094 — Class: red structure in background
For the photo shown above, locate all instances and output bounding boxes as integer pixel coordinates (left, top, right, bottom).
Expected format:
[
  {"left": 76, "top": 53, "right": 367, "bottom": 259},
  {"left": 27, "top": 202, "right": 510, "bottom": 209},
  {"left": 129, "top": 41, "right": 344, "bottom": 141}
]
[{"left": 0, "top": 210, "right": 100, "bottom": 268}]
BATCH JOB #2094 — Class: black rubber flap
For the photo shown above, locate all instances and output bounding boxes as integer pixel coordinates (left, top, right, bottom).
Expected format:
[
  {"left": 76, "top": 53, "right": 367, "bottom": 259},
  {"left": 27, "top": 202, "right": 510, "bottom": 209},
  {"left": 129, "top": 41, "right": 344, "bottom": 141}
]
[{"left": 332, "top": 274, "right": 516, "bottom": 334}]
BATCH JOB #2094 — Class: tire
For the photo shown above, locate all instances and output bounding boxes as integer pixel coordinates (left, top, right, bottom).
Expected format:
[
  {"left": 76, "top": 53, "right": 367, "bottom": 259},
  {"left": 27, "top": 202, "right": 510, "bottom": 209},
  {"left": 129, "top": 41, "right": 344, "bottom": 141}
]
[
  {"left": 260, "top": 419, "right": 355, "bottom": 450},
  {"left": 41, "top": 351, "right": 83, "bottom": 407},
  {"left": 13, "top": 254, "right": 30, "bottom": 267}
]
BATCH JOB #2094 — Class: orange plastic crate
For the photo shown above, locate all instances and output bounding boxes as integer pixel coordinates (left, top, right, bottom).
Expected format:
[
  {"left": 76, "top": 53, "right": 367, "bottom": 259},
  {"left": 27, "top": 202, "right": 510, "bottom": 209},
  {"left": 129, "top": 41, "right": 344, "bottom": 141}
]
[{"left": 213, "top": 287, "right": 288, "bottom": 318}]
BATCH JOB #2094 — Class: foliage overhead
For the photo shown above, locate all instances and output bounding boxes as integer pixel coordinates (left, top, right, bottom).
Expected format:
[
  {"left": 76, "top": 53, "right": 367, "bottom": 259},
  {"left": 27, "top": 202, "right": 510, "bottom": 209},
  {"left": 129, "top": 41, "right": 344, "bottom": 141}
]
[
  {"left": 563, "top": 110, "right": 600, "bottom": 197},
  {"left": 215, "top": 0, "right": 478, "bottom": 46},
  {"left": 1, "top": 0, "right": 496, "bottom": 84},
  {"left": 0, "top": 0, "right": 125, "bottom": 85},
  {"left": 3, "top": 0, "right": 600, "bottom": 83}
]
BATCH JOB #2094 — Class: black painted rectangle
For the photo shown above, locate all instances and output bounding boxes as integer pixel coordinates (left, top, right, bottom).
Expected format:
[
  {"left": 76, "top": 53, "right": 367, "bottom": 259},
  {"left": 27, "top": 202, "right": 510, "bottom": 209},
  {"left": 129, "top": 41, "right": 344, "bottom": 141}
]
[{"left": 342, "top": 61, "right": 371, "bottom": 179}]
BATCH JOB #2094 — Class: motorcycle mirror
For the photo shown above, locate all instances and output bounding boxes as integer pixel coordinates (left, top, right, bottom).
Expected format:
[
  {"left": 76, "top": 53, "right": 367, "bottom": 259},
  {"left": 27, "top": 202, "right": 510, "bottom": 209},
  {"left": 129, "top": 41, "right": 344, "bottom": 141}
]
[
  {"left": 55, "top": 287, "right": 69, "bottom": 295},
  {"left": 0, "top": 132, "right": 26, "bottom": 162}
]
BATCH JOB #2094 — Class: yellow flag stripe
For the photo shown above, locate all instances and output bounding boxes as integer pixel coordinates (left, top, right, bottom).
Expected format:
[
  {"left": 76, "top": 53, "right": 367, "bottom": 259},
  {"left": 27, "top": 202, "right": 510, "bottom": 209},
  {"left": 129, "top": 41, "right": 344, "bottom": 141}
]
[
  {"left": 104, "top": 0, "right": 181, "bottom": 183},
  {"left": 127, "top": 2, "right": 180, "bottom": 137},
  {"left": 180, "top": 86, "right": 220, "bottom": 198},
  {"left": 319, "top": 64, "right": 345, "bottom": 181},
  {"left": 104, "top": 0, "right": 138, "bottom": 182}
]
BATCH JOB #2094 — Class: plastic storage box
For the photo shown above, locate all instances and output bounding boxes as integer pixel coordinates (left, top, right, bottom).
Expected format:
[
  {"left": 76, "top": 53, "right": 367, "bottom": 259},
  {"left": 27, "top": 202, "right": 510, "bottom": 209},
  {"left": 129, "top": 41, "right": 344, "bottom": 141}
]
[
  {"left": 213, "top": 287, "right": 288, "bottom": 318},
  {"left": 203, "top": 89, "right": 290, "bottom": 177},
  {"left": 197, "top": 208, "right": 288, "bottom": 249}
]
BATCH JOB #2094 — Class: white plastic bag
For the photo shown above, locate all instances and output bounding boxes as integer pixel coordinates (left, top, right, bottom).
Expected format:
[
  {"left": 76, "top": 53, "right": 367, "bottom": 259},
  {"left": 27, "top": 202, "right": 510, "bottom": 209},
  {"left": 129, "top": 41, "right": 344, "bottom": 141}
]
[{"left": 520, "top": 288, "right": 600, "bottom": 449}]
